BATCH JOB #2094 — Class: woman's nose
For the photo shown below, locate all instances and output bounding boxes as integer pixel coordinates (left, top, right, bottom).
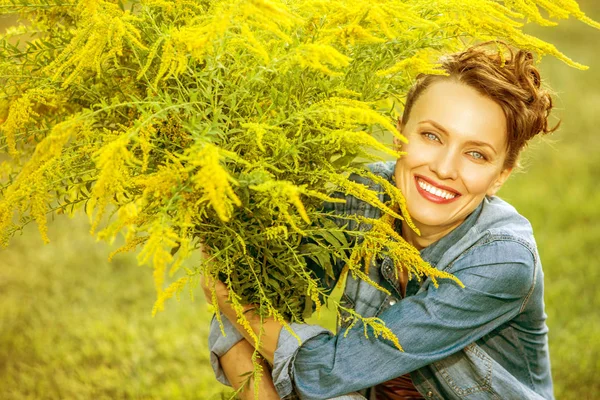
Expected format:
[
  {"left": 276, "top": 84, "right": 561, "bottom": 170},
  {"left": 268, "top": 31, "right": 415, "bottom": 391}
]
[{"left": 430, "top": 150, "right": 459, "bottom": 181}]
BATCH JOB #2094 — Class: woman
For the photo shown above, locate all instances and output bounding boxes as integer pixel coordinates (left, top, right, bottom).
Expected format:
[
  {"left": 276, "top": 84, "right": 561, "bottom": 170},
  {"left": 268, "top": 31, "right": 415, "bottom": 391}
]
[{"left": 204, "top": 44, "right": 556, "bottom": 399}]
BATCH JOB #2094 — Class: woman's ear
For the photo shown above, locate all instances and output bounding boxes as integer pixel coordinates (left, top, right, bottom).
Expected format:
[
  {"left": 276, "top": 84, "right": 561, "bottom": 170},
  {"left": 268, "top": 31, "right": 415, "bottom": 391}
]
[
  {"left": 393, "top": 118, "right": 404, "bottom": 151},
  {"left": 393, "top": 136, "right": 403, "bottom": 151},
  {"left": 487, "top": 167, "right": 513, "bottom": 197}
]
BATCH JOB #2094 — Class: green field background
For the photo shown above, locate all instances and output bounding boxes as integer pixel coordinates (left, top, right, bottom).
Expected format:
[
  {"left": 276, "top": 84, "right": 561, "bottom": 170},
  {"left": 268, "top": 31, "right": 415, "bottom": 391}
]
[{"left": 1, "top": 2, "right": 599, "bottom": 399}]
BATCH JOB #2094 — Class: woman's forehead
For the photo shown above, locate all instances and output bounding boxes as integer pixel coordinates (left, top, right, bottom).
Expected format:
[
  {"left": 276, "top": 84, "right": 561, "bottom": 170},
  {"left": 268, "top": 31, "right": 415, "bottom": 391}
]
[{"left": 408, "top": 80, "right": 508, "bottom": 148}]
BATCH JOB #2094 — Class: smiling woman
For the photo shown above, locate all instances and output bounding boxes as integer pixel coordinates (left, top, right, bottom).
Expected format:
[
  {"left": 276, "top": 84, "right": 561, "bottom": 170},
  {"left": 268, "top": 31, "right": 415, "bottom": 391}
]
[
  {"left": 394, "top": 80, "right": 514, "bottom": 248},
  {"left": 206, "top": 43, "right": 559, "bottom": 400}
]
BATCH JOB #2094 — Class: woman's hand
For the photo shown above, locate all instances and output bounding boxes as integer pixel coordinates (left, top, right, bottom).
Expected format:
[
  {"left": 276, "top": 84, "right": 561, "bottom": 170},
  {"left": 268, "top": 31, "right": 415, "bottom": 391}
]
[
  {"left": 199, "top": 244, "right": 248, "bottom": 316},
  {"left": 200, "top": 268, "right": 283, "bottom": 364},
  {"left": 201, "top": 263, "right": 280, "bottom": 399},
  {"left": 220, "top": 340, "right": 281, "bottom": 400},
  {"left": 200, "top": 273, "right": 228, "bottom": 308}
]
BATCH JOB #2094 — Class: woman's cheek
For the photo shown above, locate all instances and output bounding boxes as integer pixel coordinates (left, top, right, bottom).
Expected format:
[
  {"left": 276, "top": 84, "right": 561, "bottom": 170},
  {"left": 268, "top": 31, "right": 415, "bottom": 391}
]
[{"left": 460, "top": 165, "right": 498, "bottom": 194}]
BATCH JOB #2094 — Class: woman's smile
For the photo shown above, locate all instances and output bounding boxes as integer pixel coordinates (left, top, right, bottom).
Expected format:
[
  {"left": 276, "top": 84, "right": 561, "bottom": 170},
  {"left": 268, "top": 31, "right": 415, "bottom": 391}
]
[{"left": 414, "top": 175, "right": 461, "bottom": 203}]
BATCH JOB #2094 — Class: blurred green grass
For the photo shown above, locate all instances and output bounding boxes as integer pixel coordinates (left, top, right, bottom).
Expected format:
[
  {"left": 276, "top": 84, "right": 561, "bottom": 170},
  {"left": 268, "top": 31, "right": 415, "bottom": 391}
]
[
  {"left": 2, "top": 2, "right": 600, "bottom": 399},
  {"left": 0, "top": 214, "right": 233, "bottom": 400}
]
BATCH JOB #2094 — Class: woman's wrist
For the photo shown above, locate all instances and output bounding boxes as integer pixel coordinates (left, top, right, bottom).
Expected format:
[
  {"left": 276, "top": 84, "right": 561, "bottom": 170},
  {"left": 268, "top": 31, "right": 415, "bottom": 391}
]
[{"left": 242, "top": 305, "right": 257, "bottom": 315}]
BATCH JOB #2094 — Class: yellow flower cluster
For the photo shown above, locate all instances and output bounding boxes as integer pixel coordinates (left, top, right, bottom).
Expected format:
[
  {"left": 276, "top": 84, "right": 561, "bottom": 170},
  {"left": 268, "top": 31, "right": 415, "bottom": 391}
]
[
  {"left": 353, "top": 168, "right": 419, "bottom": 235},
  {"left": 428, "top": 0, "right": 595, "bottom": 69},
  {"left": 376, "top": 50, "right": 446, "bottom": 78},
  {"left": 239, "top": 23, "right": 271, "bottom": 65},
  {"left": 137, "top": 219, "right": 180, "bottom": 297},
  {"left": 338, "top": 306, "right": 402, "bottom": 351},
  {"left": 0, "top": 117, "right": 84, "bottom": 245},
  {"left": 362, "top": 316, "right": 404, "bottom": 351},
  {"left": 87, "top": 134, "right": 136, "bottom": 234},
  {"left": 1, "top": 88, "right": 58, "bottom": 156},
  {"left": 241, "top": 122, "right": 281, "bottom": 152},
  {"left": 250, "top": 180, "right": 311, "bottom": 232},
  {"left": 293, "top": 44, "right": 351, "bottom": 76},
  {"left": 187, "top": 143, "right": 241, "bottom": 222},
  {"left": 328, "top": 173, "right": 403, "bottom": 221},
  {"left": 152, "top": 276, "right": 189, "bottom": 316},
  {"left": 331, "top": 24, "right": 385, "bottom": 47},
  {"left": 98, "top": 201, "right": 140, "bottom": 244},
  {"left": 46, "top": 0, "right": 147, "bottom": 86},
  {"left": 326, "top": 129, "right": 404, "bottom": 159},
  {"left": 310, "top": 97, "right": 406, "bottom": 143}
]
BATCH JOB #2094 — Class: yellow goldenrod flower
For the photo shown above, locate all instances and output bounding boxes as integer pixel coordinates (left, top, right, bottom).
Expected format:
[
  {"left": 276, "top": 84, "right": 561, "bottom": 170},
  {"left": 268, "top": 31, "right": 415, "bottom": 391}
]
[
  {"left": 187, "top": 143, "right": 242, "bottom": 222},
  {"left": 137, "top": 219, "right": 180, "bottom": 296},
  {"left": 293, "top": 44, "right": 351, "bottom": 76}
]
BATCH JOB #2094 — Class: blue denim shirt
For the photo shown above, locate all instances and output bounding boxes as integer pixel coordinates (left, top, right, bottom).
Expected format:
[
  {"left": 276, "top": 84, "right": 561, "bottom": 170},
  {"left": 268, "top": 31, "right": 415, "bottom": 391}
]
[{"left": 209, "top": 161, "right": 553, "bottom": 400}]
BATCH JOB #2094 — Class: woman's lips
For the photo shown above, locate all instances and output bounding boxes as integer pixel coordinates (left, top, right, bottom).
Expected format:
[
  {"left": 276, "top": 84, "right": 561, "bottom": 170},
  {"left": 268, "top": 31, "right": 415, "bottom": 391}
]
[{"left": 414, "top": 176, "right": 461, "bottom": 204}]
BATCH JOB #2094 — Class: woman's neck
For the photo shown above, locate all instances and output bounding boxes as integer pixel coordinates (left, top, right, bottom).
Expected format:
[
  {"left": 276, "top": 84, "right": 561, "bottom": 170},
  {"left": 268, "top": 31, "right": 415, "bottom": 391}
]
[{"left": 400, "top": 220, "right": 460, "bottom": 250}]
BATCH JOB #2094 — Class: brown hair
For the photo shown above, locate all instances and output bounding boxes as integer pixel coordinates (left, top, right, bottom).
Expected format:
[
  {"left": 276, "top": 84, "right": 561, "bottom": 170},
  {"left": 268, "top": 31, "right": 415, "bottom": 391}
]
[{"left": 401, "top": 42, "right": 559, "bottom": 169}]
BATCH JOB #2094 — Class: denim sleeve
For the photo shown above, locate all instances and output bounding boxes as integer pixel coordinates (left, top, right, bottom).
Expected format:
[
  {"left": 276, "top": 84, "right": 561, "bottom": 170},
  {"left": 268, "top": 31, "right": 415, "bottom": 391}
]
[
  {"left": 208, "top": 313, "right": 245, "bottom": 386},
  {"left": 272, "top": 240, "right": 536, "bottom": 399}
]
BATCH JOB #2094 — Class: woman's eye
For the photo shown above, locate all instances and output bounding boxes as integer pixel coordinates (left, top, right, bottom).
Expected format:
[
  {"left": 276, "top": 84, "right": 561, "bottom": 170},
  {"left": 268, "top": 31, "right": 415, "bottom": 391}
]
[
  {"left": 423, "top": 132, "right": 440, "bottom": 142},
  {"left": 468, "top": 151, "right": 486, "bottom": 161}
]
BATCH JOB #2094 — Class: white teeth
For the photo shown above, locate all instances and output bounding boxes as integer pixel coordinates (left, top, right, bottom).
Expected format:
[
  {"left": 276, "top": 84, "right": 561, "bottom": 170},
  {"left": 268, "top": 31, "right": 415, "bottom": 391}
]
[{"left": 417, "top": 178, "right": 457, "bottom": 200}]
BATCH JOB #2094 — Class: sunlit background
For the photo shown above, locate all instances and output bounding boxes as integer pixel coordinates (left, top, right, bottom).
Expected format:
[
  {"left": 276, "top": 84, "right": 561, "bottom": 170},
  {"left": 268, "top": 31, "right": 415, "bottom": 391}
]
[{"left": 1, "top": 1, "right": 599, "bottom": 398}]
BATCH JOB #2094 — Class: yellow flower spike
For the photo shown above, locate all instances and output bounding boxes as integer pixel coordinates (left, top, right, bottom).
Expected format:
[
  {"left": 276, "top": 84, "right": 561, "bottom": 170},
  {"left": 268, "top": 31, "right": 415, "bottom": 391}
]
[
  {"left": 504, "top": 0, "right": 557, "bottom": 26},
  {"left": 294, "top": 44, "right": 351, "bottom": 76},
  {"left": 29, "top": 170, "right": 52, "bottom": 244},
  {"left": 188, "top": 143, "right": 242, "bottom": 222},
  {"left": 137, "top": 123, "right": 156, "bottom": 172},
  {"left": 311, "top": 97, "right": 406, "bottom": 142},
  {"left": 352, "top": 169, "right": 420, "bottom": 235},
  {"left": 328, "top": 173, "right": 403, "bottom": 221},
  {"left": 137, "top": 220, "right": 180, "bottom": 297},
  {"left": 265, "top": 225, "right": 289, "bottom": 240},
  {"left": 240, "top": 23, "right": 271, "bottom": 65},
  {"left": 328, "top": 130, "right": 405, "bottom": 159},
  {"left": 108, "top": 235, "right": 149, "bottom": 262},
  {"left": 45, "top": 0, "right": 148, "bottom": 87},
  {"left": 376, "top": 51, "right": 446, "bottom": 78},
  {"left": 362, "top": 317, "right": 403, "bottom": 351},
  {"left": 250, "top": 180, "right": 311, "bottom": 224},
  {"left": 329, "top": 23, "right": 385, "bottom": 47},
  {"left": 88, "top": 134, "right": 135, "bottom": 234},
  {"left": 232, "top": 298, "right": 259, "bottom": 344},
  {"left": 137, "top": 37, "right": 165, "bottom": 81},
  {"left": 241, "top": 122, "right": 281, "bottom": 152},
  {"left": 152, "top": 276, "right": 189, "bottom": 316},
  {"left": 1, "top": 88, "right": 58, "bottom": 157}
]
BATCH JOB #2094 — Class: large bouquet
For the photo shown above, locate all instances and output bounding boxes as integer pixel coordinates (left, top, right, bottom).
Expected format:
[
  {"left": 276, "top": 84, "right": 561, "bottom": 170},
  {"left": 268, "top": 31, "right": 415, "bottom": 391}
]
[{"left": 0, "top": 0, "right": 596, "bottom": 355}]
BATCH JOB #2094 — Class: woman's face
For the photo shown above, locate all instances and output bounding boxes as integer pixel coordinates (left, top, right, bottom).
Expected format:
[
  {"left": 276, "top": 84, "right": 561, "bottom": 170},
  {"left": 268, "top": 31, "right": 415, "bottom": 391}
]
[{"left": 394, "top": 80, "right": 512, "bottom": 235}]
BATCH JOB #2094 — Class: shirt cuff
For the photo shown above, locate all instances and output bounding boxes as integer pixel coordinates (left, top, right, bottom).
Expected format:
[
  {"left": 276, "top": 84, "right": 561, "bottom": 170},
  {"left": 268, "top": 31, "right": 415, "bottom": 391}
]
[
  {"left": 272, "top": 322, "right": 333, "bottom": 398},
  {"left": 208, "top": 313, "right": 245, "bottom": 386}
]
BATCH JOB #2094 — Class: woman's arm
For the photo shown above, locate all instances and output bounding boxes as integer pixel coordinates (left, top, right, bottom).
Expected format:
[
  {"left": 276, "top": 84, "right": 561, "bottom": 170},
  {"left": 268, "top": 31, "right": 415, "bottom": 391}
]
[
  {"left": 203, "top": 275, "right": 283, "bottom": 365},
  {"left": 207, "top": 240, "right": 537, "bottom": 399},
  {"left": 220, "top": 339, "right": 280, "bottom": 400}
]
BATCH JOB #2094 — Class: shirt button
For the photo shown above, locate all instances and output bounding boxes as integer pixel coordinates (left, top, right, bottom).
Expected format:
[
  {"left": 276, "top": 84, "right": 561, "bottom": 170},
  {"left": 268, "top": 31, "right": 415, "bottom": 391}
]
[
  {"left": 427, "top": 391, "right": 433, "bottom": 397},
  {"left": 389, "top": 299, "right": 397, "bottom": 306},
  {"left": 382, "top": 259, "right": 393, "bottom": 278}
]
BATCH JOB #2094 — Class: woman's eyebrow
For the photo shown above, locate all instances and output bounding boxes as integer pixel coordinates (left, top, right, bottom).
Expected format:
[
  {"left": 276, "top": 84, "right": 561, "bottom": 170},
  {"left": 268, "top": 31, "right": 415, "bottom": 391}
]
[
  {"left": 465, "top": 140, "right": 498, "bottom": 155},
  {"left": 419, "top": 119, "right": 450, "bottom": 135},
  {"left": 419, "top": 119, "right": 498, "bottom": 155}
]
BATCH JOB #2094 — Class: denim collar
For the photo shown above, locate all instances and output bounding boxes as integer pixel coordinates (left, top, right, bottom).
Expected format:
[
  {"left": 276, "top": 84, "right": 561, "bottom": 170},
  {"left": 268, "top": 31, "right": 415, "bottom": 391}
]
[{"left": 419, "top": 201, "right": 483, "bottom": 267}]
